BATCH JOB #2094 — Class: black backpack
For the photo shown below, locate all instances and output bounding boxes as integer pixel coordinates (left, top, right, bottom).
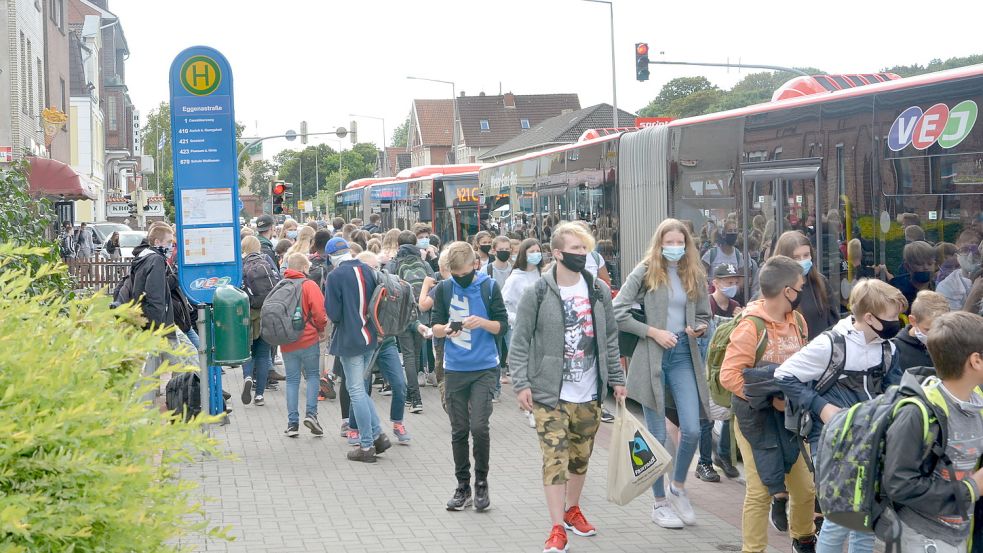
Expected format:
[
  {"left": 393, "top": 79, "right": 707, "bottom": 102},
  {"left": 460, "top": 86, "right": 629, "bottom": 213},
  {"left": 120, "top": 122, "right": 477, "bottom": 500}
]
[
  {"left": 165, "top": 372, "right": 202, "bottom": 422},
  {"left": 242, "top": 255, "right": 282, "bottom": 310},
  {"left": 110, "top": 272, "right": 135, "bottom": 308}
]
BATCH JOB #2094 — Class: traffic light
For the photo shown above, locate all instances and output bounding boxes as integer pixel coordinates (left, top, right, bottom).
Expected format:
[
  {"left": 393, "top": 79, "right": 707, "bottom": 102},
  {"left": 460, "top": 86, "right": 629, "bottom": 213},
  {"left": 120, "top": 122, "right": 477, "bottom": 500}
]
[
  {"left": 635, "top": 43, "right": 650, "bottom": 82},
  {"left": 272, "top": 180, "right": 286, "bottom": 214}
]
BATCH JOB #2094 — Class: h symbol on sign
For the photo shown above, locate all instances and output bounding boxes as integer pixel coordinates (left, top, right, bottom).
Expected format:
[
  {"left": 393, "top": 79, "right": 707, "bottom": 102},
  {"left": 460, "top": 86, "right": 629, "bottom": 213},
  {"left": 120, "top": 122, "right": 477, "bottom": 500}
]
[{"left": 191, "top": 63, "right": 210, "bottom": 88}]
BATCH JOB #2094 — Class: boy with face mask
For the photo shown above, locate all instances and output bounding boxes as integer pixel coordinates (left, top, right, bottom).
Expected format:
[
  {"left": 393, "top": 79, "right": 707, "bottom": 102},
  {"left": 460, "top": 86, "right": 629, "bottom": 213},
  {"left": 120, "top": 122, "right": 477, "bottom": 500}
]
[
  {"left": 710, "top": 262, "right": 745, "bottom": 318},
  {"left": 431, "top": 241, "right": 509, "bottom": 512},
  {"left": 890, "top": 240, "right": 936, "bottom": 313},
  {"left": 936, "top": 231, "right": 982, "bottom": 310},
  {"left": 776, "top": 278, "right": 908, "bottom": 553},
  {"left": 892, "top": 290, "right": 950, "bottom": 370},
  {"left": 702, "top": 218, "right": 760, "bottom": 303}
]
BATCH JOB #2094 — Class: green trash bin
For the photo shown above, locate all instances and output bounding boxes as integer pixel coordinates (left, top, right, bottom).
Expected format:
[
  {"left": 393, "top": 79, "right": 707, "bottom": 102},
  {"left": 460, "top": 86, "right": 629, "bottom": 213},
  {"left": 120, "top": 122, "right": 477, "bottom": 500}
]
[{"left": 211, "top": 285, "right": 251, "bottom": 365}]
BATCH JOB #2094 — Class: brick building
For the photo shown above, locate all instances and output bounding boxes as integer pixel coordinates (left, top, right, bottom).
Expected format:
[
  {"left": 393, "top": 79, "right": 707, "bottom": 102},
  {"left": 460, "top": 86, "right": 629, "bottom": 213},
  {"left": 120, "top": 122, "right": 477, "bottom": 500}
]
[{"left": 0, "top": 0, "right": 47, "bottom": 162}]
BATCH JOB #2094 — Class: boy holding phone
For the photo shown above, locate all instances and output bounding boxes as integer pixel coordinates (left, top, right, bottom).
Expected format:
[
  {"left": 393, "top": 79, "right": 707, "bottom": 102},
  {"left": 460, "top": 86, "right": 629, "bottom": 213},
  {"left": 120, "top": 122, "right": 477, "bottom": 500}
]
[{"left": 431, "top": 242, "right": 509, "bottom": 512}]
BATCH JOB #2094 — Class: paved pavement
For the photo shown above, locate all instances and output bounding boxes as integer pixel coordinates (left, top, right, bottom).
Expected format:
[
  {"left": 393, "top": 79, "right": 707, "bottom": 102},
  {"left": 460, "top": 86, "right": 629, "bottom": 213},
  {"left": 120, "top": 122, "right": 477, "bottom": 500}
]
[{"left": 178, "top": 369, "right": 789, "bottom": 553}]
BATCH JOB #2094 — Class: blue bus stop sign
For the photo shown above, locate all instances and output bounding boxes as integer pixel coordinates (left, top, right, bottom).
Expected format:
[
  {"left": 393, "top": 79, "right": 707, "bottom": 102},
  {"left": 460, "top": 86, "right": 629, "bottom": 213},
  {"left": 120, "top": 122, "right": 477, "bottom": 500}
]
[{"left": 168, "top": 46, "right": 242, "bottom": 304}]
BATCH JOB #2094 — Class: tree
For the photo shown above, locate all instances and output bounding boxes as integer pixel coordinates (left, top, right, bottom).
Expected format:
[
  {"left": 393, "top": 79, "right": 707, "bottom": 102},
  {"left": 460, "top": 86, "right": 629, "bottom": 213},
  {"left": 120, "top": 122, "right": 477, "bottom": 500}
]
[
  {"left": 882, "top": 53, "right": 983, "bottom": 78},
  {"left": 273, "top": 143, "right": 379, "bottom": 215},
  {"left": 638, "top": 76, "right": 717, "bottom": 117},
  {"left": 391, "top": 114, "right": 410, "bottom": 148},
  {"left": 247, "top": 159, "right": 278, "bottom": 205},
  {"left": 141, "top": 102, "right": 246, "bottom": 221},
  {"left": 667, "top": 89, "right": 726, "bottom": 118}
]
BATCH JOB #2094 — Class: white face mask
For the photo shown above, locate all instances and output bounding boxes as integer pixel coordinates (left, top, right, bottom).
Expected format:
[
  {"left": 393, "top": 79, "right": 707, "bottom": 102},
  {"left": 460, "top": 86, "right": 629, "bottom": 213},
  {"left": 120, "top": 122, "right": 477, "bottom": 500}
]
[
  {"left": 912, "top": 326, "right": 928, "bottom": 345},
  {"left": 721, "top": 285, "right": 738, "bottom": 298},
  {"left": 331, "top": 253, "right": 352, "bottom": 265}
]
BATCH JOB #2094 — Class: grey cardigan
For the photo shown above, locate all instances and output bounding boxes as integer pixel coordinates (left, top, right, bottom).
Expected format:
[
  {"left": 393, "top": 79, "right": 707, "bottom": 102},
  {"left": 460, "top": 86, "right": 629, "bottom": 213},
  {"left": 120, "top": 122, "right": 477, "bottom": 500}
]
[
  {"left": 613, "top": 262, "right": 712, "bottom": 415},
  {"left": 509, "top": 269, "right": 625, "bottom": 409}
]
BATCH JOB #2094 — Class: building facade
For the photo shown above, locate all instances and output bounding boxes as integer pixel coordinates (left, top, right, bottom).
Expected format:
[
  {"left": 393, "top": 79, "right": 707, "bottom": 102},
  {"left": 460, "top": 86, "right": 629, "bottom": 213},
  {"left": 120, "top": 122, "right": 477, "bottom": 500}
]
[
  {"left": 0, "top": 0, "right": 47, "bottom": 162},
  {"left": 67, "top": 0, "right": 105, "bottom": 221},
  {"left": 42, "top": 0, "right": 70, "bottom": 163}
]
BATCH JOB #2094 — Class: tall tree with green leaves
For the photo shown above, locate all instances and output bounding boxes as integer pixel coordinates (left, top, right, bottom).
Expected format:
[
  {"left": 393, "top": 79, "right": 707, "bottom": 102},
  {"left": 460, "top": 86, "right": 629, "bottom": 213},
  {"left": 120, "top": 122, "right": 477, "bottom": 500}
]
[
  {"left": 391, "top": 115, "right": 410, "bottom": 148},
  {"left": 638, "top": 76, "right": 718, "bottom": 117}
]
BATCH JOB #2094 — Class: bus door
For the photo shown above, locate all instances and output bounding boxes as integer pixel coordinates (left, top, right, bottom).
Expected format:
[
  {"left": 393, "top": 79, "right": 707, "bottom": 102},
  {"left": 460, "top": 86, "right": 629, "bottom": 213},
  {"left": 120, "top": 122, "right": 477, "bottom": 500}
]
[
  {"left": 437, "top": 179, "right": 480, "bottom": 243},
  {"left": 741, "top": 159, "right": 824, "bottom": 299}
]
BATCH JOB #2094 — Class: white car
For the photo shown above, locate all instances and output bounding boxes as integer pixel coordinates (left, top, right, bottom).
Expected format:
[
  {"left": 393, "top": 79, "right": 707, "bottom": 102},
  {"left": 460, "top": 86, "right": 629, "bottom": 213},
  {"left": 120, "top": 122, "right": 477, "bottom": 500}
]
[{"left": 116, "top": 231, "right": 148, "bottom": 259}]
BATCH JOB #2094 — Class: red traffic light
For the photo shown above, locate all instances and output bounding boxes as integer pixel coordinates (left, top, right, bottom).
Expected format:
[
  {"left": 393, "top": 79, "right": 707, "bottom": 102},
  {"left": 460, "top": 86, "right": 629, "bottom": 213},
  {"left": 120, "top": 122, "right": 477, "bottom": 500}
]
[
  {"left": 272, "top": 183, "right": 286, "bottom": 195},
  {"left": 636, "top": 43, "right": 649, "bottom": 56}
]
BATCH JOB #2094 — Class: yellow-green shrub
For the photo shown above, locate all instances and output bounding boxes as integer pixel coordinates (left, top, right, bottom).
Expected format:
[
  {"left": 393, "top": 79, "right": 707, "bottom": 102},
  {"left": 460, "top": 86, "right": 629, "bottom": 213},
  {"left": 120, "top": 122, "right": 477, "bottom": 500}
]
[{"left": 0, "top": 245, "right": 231, "bottom": 552}]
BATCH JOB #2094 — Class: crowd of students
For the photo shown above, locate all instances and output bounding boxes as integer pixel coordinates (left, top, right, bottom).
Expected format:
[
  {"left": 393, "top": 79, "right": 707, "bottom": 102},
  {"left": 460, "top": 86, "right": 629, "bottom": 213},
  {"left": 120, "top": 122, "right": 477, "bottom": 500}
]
[{"left": 120, "top": 207, "right": 983, "bottom": 553}]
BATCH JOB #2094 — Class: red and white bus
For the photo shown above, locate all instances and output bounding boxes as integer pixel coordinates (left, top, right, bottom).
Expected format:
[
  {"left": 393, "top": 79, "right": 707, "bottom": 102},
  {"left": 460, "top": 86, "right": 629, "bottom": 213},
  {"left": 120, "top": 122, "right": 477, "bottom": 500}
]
[{"left": 476, "top": 65, "right": 983, "bottom": 305}]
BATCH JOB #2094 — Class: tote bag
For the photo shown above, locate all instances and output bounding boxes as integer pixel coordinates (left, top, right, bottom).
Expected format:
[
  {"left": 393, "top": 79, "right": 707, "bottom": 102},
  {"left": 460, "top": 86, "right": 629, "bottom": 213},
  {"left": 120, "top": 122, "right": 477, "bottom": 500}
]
[{"left": 607, "top": 399, "right": 672, "bottom": 505}]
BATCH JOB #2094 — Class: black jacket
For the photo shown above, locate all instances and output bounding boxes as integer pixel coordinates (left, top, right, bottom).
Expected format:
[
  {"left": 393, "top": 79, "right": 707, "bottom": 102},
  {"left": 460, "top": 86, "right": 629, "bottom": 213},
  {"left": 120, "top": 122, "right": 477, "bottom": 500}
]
[
  {"left": 798, "top": 275, "right": 840, "bottom": 340},
  {"left": 883, "top": 368, "right": 979, "bottom": 545},
  {"left": 130, "top": 241, "right": 173, "bottom": 330},
  {"left": 258, "top": 235, "right": 277, "bottom": 268},
  {"left": 891, "top": 325, "right": 933, "bottom": 370},
  {"left": 361, "top": 223, "right": 382, "bottom": 234}
]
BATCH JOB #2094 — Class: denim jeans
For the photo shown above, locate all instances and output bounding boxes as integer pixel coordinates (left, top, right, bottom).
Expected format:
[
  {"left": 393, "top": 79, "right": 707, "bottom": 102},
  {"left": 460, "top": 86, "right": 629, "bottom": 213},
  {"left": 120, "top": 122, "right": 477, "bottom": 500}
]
[
  {"left": 366, "top": 340, "right": 406, "bottom": 423},
  {"left": 186, "top": 328, "right": 202, "bottom": 350},
  {"left": 494, "top": 328, "right": 511, "bottom": 396},
  {"left": 242, "top": 337, "right": 271, "bottom": 396},
  {"left": 642, "top": 333, "right": 701, "bottom": 499},
  {"left": 341, "top": 348, "right": 382, "bottom": 449},
  {"left": 283, "top": 343, "right": 320, "bottom": 426},
  {"left": 698, "top": 418, "right": 732, "bottom": 464}
]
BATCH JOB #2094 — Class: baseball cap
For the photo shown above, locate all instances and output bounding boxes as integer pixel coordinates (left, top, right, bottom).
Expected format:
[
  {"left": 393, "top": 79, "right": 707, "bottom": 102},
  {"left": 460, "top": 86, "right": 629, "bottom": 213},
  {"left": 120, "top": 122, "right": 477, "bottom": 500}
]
[
  {"left": 325, "top": 237, "right": 350, "bottom": 255},
  {"left": 714, "top": 262, "right": 744, "bottom": 278},
  {"left": 256, "top": 214, "right": 274, "bottom": 232}
]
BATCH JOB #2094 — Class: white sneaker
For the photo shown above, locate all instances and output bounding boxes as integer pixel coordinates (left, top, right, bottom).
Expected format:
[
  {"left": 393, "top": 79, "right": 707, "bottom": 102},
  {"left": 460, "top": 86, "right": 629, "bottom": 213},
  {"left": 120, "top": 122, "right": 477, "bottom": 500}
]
[
  {"left": 254, "top": 395, "right": 265, "bottom": 406},
  {"left": 418, "top": 372, "right": 426, "bottom": 387},
  {"left": 651, "top": 502, "right": 684, "bottom": 529},
  {"left": 666, "top": 484, "right": 697, "bottom": 525},
  {"left": 526, "top": 410, "right": 537, "bottom": 428},
  {"left": 426, "top": 372, "right": 438, "bottom": 387}
]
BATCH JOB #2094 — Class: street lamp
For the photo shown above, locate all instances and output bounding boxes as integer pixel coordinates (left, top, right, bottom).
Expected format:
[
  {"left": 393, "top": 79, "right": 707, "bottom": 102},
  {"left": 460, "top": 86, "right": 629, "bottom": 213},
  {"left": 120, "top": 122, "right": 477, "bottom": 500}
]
[
  {"left": 406, "top": 75, "right": 458, "bottom": 164},
  {"left": 581, "top": 0, "right": 619, "bottom": 128},
  {"left": 349, "top": 113, "right": 389, "bottom": 176}
]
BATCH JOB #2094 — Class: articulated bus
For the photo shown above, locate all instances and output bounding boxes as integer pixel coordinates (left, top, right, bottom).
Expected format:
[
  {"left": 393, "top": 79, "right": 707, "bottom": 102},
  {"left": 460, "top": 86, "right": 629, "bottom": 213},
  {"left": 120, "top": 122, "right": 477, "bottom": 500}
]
[
  {"left": 477, "top": 65, "right": 983, "bottom": 306},
  {"left": 337, "top": 165, "right": 483, "bottom": 243}
]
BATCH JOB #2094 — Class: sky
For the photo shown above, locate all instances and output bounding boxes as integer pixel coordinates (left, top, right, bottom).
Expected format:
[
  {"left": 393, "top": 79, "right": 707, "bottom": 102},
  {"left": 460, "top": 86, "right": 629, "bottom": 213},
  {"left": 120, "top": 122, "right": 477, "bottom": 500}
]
[{"left": 113, "top": 0, "right": 981, "bottom": 161}]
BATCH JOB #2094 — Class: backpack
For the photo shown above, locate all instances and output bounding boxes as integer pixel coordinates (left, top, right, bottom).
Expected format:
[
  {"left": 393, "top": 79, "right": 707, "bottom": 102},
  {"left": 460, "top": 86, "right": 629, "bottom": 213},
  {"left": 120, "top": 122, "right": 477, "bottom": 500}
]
[
  {"left": 59, "top": 233, "right": 76, "bottom": 258},
  {"left": 110, "top": 271, "right": 135, "bottom": 308},
  {"left": 243, "top": 255, "right": 282, "bottom": 310},
  {"left": 815, "top": 379, "right": 951, "bottom": 545},
  {"left": 259, "top": 278, "right": 308, "bottom": 345},
  {"left": 165, "top": 371, "right": 202, "bottom": 422},
  {"left": 394, "top": 254, "right": 430, "bottom": 300},
  {"left": 705, "top": 311, "right": 806, "bottom": 409},
  {"left": 369, "top": 269, "right": 418, "bottom": 337}
]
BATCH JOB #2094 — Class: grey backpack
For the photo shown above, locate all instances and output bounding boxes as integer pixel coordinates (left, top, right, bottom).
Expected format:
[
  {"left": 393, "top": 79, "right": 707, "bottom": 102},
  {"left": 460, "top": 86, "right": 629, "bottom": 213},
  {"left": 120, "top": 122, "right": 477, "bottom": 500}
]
[
  {"left": 260, "top": 278, "right": 308, "bottom": 345},
  {"left": 369, "top": 269, "right": 418, "bottom": 337}
]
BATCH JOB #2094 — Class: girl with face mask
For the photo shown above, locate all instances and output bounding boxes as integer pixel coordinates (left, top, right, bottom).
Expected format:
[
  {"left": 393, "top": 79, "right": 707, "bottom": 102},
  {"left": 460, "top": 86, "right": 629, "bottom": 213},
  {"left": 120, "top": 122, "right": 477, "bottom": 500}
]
[
  {"left": 612, "top": 218, "right": 711, "bottom": 529},
  {"left": 773, "top": 231, "right": 839, "bottom": 340}
]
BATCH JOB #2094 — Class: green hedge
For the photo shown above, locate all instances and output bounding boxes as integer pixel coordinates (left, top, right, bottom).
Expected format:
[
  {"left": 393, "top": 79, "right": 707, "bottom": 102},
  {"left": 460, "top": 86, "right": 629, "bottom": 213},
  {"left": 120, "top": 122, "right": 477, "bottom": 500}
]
[{"left": 0, "top": 245, "right": 231, "bottom": 552}]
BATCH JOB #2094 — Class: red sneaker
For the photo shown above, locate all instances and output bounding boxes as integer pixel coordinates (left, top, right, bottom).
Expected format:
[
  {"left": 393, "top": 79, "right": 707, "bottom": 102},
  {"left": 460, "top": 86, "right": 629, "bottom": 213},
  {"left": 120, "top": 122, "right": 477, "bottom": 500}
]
[
  {"left": 543, "top": 525, "right": 568, "bottom": 553},
  {"left": 563, "top": 505, "right": 597, "bottom": 537}
]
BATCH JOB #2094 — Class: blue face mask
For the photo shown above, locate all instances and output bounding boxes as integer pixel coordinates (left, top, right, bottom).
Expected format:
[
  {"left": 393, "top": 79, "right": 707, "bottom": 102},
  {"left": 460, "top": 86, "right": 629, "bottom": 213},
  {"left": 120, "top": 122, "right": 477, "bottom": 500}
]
[
  {"left": 662, "top": 245, "right": 685, "bottom": 262},
  {"left": 526, "top": 252, "right": 543, "bottom": 266},
  {"left": 799, "top": 258, "right": 813, "bottom": 275},
  {"left": 286, "top": 230, "right": 298, "bottom": 240},
  {"left": 721, "top": 285, "right": 738, "bottom": 298},
  {"left": 417, "top": 238, "right": 430, "bottom": 249}
]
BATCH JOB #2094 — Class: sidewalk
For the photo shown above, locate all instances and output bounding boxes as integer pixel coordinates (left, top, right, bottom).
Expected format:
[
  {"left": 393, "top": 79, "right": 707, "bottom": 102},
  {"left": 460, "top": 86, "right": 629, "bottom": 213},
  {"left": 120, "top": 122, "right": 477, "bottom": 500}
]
[{"left": 178, "top": 371, "right": 786, "bottom": 553}]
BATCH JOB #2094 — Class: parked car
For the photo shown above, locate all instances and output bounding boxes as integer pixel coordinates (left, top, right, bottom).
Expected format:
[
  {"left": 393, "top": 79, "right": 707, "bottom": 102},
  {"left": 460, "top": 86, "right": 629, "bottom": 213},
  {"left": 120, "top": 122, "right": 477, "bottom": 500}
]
[{"left": 116, "top": 230, "right": 147, "bottom": 259}]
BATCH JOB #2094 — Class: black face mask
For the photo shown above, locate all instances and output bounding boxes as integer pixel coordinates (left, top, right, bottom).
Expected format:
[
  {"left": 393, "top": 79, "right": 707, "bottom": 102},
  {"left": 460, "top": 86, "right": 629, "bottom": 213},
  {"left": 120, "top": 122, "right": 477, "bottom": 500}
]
[
  {"left": 479, "top": 244, "right": 492, "bottom": 255},
  {"left": 911, "top": 271, "right": 932, "bottom": 284},
  {"left": 558, "top": 252, "right": 587, "bottom": 273},
  {"left": 495, "top": 250, "right": 511, "bottom": 262},
  {"left": 722, "top": 233, "right": 738, "bottom": 246},
  {"left": 452, "top": 271, "right": 476, "bottom": 289},
  {"left": 785, "top": 287, "right": 802, "bottom": 311},
  {"left": 870, "top": 314, "right": 901, "bottom": 340}
]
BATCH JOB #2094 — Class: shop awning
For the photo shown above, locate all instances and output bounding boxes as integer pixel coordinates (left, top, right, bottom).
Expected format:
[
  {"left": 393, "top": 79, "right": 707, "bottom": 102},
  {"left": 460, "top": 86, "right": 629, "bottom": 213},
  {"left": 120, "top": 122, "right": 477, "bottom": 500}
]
[{"left": 27, "top": 157, "right": 99, "bottom": 201}]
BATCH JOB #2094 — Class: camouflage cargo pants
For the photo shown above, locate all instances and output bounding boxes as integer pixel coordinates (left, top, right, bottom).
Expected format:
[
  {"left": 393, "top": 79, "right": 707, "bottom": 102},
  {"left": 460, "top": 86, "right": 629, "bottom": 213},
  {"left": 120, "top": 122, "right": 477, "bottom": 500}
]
[{"left": 533, "top": 400, "right": 602, "bottom": 486}]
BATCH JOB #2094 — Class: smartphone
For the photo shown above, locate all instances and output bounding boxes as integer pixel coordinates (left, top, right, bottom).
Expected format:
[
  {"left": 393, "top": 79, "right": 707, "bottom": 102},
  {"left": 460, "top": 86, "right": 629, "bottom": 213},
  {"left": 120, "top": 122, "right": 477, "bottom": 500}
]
[{"left": 449, "top": 321, "right": 464, "bottom": 333}]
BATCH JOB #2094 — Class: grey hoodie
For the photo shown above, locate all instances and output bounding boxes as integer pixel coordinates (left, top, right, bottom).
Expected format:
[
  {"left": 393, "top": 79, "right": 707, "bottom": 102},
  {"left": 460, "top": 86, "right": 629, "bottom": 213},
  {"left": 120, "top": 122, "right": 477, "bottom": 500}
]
[{"left": 509, "top": 269, "right": 624, "bottom": 409}]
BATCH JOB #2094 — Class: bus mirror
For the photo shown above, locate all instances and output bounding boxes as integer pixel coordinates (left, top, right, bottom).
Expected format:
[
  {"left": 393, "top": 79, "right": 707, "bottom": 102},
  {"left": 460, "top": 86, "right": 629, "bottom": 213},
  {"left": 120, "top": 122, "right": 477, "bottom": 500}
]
[{"left": 418, "top": 199, "right": 433, "bottom": 222}]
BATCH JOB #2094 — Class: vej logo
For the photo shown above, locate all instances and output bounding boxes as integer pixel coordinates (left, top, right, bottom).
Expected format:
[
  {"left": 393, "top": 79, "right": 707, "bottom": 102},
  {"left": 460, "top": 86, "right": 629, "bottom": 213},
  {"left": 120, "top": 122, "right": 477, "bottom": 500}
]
[
  {"left": 888, "top": 100, "right": 977, "bottom": 152},
  {"left": 629, "top": 430, "right": 656, "bottom": 478}
]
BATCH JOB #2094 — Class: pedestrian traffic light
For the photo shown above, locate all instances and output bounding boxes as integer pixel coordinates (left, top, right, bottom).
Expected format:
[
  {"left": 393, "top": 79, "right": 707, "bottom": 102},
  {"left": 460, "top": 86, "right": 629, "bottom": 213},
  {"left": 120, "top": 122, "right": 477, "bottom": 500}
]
[
  {"left": 272, "top": 180, "right": 286, "bottom": 214},
  {"left": 636, "top": 43, "right": 650, "bottom": 82}
]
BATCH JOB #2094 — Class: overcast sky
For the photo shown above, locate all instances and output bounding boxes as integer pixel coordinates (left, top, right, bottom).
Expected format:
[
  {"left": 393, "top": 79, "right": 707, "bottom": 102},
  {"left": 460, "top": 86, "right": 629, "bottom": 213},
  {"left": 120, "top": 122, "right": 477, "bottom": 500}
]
[{"left": 114, "top": 0, "right": 980, "bottom": 160}]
